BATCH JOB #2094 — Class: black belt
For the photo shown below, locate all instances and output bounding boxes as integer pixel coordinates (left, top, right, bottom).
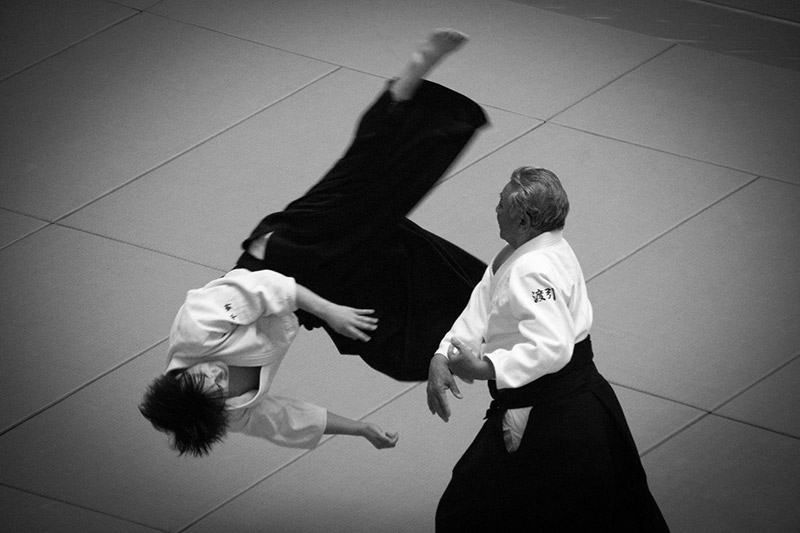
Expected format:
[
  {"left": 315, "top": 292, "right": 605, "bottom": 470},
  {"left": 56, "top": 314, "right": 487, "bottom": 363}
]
[{"left": 486, "top": 336, "right": 595, "bottom": 418}]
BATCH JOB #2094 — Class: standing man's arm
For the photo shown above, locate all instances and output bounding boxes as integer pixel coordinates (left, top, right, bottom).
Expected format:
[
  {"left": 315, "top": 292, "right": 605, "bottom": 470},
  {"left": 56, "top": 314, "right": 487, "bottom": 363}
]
[{"left": 427, "top": 268, "right": 492, "bottom": 422}]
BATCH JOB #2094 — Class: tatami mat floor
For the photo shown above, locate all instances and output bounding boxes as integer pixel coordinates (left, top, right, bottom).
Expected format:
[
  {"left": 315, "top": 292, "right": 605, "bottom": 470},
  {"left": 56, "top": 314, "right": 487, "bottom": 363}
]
[{"left": 1, "top": 1, "right": 798, "bottom": 532}]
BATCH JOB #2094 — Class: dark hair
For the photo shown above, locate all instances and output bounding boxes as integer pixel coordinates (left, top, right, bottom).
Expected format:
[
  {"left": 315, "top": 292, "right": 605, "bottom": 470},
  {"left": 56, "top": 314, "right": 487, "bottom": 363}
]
[
  {"left": 139, "top": 371, "right": 229, "bottom": 457},
  {"left": 508, "top": 166, "right": 570, "bottom": 233}
]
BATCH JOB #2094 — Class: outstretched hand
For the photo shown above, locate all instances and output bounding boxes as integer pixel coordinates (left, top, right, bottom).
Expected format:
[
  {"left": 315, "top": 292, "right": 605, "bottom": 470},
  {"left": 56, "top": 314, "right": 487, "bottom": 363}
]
[
  {"left": 325, "top": 305, "right": 378, "bottom": 342},
  {"left": 361, "top": 423, "right": 399, "bottom": 449},
  {"left": 426, "top": 353, "right": 462, "bottom": 422}
]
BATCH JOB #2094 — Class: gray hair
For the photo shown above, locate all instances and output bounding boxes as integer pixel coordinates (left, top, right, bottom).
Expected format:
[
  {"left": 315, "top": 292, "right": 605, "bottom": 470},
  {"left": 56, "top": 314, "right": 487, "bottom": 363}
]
[{"left": 507, "top": 166, "right": 569, "bottom": 233}]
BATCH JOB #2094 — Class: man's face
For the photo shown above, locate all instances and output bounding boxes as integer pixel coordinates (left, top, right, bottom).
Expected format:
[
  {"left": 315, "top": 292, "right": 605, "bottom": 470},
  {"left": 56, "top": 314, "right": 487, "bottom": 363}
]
[
  {"left": 496, "top": 181, "right": 519, "bottom": 243},
  {"left": 184, "top": 362, "right": 229, "bottom": 397}
]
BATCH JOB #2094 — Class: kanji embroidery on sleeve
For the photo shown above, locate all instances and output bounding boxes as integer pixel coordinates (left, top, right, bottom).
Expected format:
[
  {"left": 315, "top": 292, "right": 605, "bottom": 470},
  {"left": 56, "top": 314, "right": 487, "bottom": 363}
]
[{"left": 532, "top": 288, "right": 557, "bottom": 303}]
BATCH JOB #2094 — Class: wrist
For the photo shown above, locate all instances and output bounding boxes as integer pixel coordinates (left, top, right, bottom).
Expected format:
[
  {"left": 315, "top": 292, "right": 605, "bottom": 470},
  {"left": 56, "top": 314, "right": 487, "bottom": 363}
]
[
  {"left": 431, "top": 352, "right": 450, "bottom": 370},
  {"left": 478, "top": 356, "right": 495, "bottom": 380},
  {"left": 317, "top": 300, "right": 336, "bottom": 323},
  {"left": 355, "top": 421, "right": 370, "bottom": 438}
]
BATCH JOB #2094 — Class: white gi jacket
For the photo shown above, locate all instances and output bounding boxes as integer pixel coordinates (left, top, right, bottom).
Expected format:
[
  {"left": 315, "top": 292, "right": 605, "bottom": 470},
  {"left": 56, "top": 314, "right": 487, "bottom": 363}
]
[
  {"left": 166, "top": 269, "right": 326, "bottom": 449},
  {"left": 438, "top": 231, "right": 593, "bottom": 451}
]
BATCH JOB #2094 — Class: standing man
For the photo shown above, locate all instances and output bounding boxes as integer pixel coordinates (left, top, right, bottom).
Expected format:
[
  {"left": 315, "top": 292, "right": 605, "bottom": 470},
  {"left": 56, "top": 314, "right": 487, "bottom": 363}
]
[{"left": 427, "top": 167, "right": 669, "bottom": 531}]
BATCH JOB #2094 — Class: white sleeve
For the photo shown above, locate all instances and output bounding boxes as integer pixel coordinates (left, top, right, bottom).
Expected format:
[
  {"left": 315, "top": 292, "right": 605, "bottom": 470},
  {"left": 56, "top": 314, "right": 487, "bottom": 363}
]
[
  {"left": 436, "top": 266, "right": 493, "bottom": 359},
  {"left": 210, "top": 269, "right": 297, "bottom": 324},
  {"left": 484, "top": 262, "right": 576, "bottom": 389},
  {"left": 227, "top": 395, "right": 327, "bottom": 449},
  {"left": 170, "top": 269, "right": 297, "bottom": 358}
]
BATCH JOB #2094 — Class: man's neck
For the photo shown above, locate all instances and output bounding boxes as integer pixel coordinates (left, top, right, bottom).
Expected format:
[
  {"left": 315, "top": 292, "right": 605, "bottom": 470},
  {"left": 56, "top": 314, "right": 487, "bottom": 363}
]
[
  {"left": 507, "top": 229, "right": 543, "bottom": 250},
  {"left": 227, "top": 365, "right": 261, "bottom": 397}
]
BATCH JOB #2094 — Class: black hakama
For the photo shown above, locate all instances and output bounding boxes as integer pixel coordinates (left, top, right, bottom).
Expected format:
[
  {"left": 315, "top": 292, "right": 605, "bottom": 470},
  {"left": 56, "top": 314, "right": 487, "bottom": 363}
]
[
  {"left": 435, "top": 337, "right": 670, "bottom": 532},
  {"left": 235, "top": 80, "right": 488, "bottom": 381}
]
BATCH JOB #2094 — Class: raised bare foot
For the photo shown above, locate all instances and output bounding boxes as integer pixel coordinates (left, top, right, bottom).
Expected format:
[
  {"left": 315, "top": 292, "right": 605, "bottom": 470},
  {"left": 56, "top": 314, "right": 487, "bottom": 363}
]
[
  {"left": 418, "top": 28, "right": 469, "bottom": 67},
  {"left": 391, "top": 28, "right": 469, "bottom": 101}
]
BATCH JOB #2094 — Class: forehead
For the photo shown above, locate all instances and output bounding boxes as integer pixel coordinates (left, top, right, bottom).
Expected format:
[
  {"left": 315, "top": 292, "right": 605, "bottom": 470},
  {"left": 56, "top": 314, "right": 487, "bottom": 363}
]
[{"left": 500, "top": 180, "right": 517, "bottom": 199}]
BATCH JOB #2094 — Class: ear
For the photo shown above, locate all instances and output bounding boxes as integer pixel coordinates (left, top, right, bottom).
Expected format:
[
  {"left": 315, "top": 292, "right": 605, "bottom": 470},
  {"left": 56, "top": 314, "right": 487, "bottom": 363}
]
[{"left": 517, "top": 212, "right": 532, "bottom": 231}]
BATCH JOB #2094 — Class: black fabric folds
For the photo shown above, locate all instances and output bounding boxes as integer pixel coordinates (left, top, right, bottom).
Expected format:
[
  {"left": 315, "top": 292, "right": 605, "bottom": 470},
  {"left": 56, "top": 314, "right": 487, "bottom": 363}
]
[
  {"left": 235, "top": 80, "right": 488, "bottom": 381},
  {"left": 436, "top": 336, "right": 671, "bottom": 532}
]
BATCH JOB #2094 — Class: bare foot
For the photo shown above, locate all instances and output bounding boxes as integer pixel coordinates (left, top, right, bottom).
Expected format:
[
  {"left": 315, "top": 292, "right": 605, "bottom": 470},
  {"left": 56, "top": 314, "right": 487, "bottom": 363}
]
[
  {"left": 418, "top": 28, "right": 469, "bottom": 67},
  {"left": 392, "top": 28, "right": 469, "bottom": 101}
]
